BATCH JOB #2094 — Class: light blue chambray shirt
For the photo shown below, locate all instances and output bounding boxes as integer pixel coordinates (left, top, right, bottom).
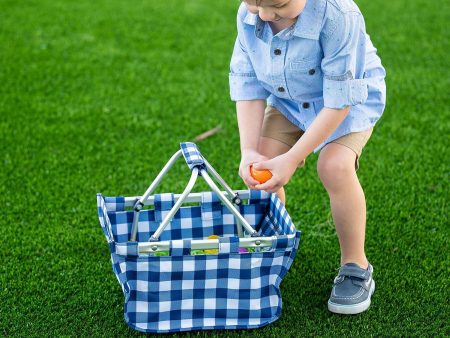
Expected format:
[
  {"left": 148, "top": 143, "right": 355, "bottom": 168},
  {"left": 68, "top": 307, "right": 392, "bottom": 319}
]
[{"left": 229, "top": 0, "right": 386, "bottom": 152}]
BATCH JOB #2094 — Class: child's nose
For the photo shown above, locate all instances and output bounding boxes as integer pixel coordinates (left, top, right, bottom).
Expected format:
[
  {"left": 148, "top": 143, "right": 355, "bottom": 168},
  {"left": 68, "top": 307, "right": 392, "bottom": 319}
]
[{"left": 258, "top": 7, "right": 276, "bottom": 21}]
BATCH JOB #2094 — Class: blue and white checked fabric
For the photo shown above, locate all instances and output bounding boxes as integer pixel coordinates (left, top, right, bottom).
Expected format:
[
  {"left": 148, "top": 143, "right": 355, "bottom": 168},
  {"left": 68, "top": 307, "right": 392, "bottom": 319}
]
[
  {"left": 218, "top": 236, "right": 240, "bottom": 254},
  {"left": 106, "top": 191, "right": 271, "bottom": 243},
  {"left": 97, "top": 190, "right": 301, "bottom": 333},
  {"left": 180, "top": 142, "right": 206, "bottom": 171},
  {"left": 104, "top": 196, "right": 125, "bottom": 212}
]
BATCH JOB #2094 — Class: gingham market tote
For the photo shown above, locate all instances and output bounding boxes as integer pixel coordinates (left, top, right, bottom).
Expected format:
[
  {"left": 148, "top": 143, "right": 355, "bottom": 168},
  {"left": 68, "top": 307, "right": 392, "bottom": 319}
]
[{"left": 97, "top": 142, "right": 301, "bottom": 333}]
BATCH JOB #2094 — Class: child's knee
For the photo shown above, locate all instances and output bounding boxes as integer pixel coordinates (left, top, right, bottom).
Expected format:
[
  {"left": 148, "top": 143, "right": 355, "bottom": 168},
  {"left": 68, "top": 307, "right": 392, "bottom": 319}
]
[{"left": 317, "top": 145, "right": 356, "bottom": 188}]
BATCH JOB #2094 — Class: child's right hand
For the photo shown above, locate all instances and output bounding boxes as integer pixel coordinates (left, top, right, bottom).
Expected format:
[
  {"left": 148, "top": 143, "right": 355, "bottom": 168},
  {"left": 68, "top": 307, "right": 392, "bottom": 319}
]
[{"left": 239, "top": 149, "right": 269, "bottom": 189}]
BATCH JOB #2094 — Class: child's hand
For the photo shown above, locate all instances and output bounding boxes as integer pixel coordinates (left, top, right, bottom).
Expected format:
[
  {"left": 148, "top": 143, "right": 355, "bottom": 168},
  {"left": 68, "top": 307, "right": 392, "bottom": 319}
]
[
  {"left": 239, "top": 149, "right": 269, "bottom": 189},
  {"left": 252, "top": 153, "right": 300, "bottom": 193}
]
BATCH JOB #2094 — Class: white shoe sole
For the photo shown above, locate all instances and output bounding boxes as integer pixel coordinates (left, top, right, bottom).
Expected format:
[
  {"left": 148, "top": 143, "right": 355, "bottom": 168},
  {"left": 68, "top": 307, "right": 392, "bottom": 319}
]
[{"left": 328, "top": 280, "right": 375, "bottom": 315}]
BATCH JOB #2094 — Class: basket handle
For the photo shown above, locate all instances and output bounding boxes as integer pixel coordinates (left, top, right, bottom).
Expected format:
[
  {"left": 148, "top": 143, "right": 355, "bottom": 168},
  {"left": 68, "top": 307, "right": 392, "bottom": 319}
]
[
  {"left": 130, "top": 142, "right": 255, "bottom": 241},
  {"left": 180, "top": 142, "right": 207, "bottom": 171},
  {"left": 180, "top": 142, "right": 243, "bottom": 206},
  {"left": 149, "top": 166, "right": 258, "bottom": 241}
]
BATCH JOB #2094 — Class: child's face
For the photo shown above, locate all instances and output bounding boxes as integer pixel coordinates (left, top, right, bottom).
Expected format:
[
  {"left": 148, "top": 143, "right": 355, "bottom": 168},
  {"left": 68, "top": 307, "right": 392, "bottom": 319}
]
[{"left": 243, "top": 0, "right": 306, "bottom": 22}]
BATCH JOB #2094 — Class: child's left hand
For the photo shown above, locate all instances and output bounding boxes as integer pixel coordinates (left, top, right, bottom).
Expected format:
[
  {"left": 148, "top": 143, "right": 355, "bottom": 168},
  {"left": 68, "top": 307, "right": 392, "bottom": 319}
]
[{"left": 252, "top": 153, "right": 301, "bottom": 193}]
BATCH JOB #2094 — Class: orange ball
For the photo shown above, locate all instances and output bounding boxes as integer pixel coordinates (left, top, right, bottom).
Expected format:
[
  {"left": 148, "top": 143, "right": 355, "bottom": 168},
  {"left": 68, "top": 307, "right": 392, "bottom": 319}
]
[{"left": 250, "top": 165, "right": 273, "bottom": 183}]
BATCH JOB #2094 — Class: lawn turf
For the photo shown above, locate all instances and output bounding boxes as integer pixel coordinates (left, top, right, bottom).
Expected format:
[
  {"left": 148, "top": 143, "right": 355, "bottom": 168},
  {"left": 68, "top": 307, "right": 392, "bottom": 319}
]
[{"left": 0, "top": 0, "right": 449, "bottom": 336}]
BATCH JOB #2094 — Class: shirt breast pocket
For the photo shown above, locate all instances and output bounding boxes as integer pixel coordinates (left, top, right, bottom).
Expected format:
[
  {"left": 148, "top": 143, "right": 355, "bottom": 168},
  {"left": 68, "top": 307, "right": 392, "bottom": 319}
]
[{"left": 288, "top": 59, "right": 323, "bottom": 99}]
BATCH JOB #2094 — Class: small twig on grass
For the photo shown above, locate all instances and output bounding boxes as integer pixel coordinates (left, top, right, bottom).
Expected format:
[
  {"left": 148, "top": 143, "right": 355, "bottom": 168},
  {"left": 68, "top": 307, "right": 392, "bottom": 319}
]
[{"left": 193, "top": 125, "right": 222, "bottom": 141}]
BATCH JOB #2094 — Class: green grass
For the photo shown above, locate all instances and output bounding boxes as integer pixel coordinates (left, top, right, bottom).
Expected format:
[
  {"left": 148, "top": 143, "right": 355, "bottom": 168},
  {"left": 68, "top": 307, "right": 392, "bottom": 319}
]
[{"left": 1, "top": 0, "right": 448, "bottom": 336}]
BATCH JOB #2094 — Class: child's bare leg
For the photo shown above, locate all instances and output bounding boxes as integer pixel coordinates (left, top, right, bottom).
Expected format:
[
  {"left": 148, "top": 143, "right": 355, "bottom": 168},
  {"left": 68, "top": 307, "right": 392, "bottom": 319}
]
[
  {"left": 258, "top": 136, "right": 290, "bottom": 205},
  {"left": 317, "top": 143, "right": 368, "bottom": 269}
]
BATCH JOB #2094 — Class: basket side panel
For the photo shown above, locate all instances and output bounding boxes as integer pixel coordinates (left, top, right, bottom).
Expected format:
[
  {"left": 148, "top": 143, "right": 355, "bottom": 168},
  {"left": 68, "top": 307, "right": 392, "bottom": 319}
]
[
  {"left": 117, "top": 250, "right": 291, "bottom": 333},
  {"left": 258, "top": 194, "right": 297, "bottom": 236}
]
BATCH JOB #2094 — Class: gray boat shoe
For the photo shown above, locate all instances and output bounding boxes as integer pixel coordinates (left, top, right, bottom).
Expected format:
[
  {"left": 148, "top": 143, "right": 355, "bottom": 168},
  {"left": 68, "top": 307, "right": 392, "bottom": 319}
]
[{"left": 328, "top": 263, "right": 375, "bottom": 315}]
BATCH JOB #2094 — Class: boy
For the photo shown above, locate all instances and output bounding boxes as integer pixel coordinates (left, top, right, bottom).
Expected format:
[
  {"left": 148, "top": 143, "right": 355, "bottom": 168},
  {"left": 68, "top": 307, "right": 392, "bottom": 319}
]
[{"left": 229, "top": 0, "right": 386, "bottom": 314}]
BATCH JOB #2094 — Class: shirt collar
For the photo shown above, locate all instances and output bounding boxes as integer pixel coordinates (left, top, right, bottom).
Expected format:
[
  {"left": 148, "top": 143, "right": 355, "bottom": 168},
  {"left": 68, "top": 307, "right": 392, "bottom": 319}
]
[
  {"left": 294, "top": 0, "right": 326, "bottom": 40},
  {"left": 243, "top": 0, "right": 326, "bottom": 41}
]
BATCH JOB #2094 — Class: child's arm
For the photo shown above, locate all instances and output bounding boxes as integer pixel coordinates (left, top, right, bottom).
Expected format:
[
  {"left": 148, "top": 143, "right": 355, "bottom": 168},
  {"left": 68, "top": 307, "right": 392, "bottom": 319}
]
[
  {"left": 287, "top": 106, "right": 350, "bottom": 165},
  {"left": 236, "top": 100, "right": 265, "bottom": 153},
  {"left": 228, "top": 6, "right": 272, "bottom": 188},
  {"left": 253, "top": 106, "right": 350, "bottom": 192},
  {"left": 236, "top": 100, "right": 269, "bottom": 189}
]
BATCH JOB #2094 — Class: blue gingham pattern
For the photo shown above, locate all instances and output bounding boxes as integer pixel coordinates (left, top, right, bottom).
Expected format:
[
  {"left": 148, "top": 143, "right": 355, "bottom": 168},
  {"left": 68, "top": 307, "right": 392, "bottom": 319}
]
[
  {"left": 218, "top": 236, "right": 240, "bottom": 254},
  {"left": 169, "top": 240, "right": 192, "bottom": 256},
  {"left": 258, "top": 194, "right": 297, "bottom": 237},
  {"left": 104, "top": 196, "right": 125, "bottom": 212},
  {"left": 180, "top": 142, "right": 207, "bottom": 171},
  {"left": 106, "top": 191, "right": 270, "bottom": 244},
  {"left": 97, "top": 190, "right": 301, "bottom": 333}
]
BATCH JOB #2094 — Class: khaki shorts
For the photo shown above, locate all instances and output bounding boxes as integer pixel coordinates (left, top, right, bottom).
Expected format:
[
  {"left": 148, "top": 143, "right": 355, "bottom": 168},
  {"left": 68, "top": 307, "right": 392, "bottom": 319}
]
[{"left": 261, "top": 106, "right": 373, "bottom": 169}]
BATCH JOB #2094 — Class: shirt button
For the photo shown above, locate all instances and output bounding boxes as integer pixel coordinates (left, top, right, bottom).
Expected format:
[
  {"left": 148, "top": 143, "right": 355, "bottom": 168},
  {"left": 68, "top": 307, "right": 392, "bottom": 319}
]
[
  {"left": 302, "top": 102, "right": 310, "bottom": 109},
  {"left": 277, "top": 86, "right": 285, "bottom": 92},
  {"left": 274, "top": 48, "right": 282, "bottom": 55},
  {"left": 308, "top": 68, "right": 316, "bottom": 75}
]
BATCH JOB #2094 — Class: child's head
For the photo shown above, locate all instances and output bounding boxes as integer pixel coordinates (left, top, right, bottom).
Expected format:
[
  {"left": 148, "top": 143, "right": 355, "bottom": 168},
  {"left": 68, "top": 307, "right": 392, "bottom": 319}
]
[{"left": 242, "top": 0, "right": 306, "bottom": 22}]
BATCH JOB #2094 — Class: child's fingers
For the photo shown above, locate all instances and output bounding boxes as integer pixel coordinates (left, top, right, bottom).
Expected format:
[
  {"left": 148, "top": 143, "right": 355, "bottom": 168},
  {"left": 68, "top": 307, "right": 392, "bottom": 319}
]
[
  {"left": 239, "top": 167, "right": 259, "bottom": 189},
  {"left": 240, "top": 162, "right": 266, "bottom": 189},
  {"left": 246, "top": 174, "right": 260, "bottom": 186},
  {"left": 252, "top": 161, "right": 270, "bottom": 170},
  {"left": 255, "top": 176, "right": 281, "bottom": 193},
  {"left": 244, "top": 175, "right": 260, "bottom": 189},
  {"left": 244, "top": 165, "right": 261, "bottom": 186}
]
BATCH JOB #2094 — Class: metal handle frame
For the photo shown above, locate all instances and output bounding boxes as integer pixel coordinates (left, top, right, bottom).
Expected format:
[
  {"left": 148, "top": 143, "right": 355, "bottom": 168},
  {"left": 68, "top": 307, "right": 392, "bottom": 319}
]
[
  {"left": 138, "top": 235, "right": 290, "bottom": 253},
  {"left": 130, "top": 149, "right": 182, "bottom": 241},
  {"left": 123, "top": 190, "right": 250, "bottom": 207},
  {"left": 130, "top": 147, "right": 256, "bottom": 242}
]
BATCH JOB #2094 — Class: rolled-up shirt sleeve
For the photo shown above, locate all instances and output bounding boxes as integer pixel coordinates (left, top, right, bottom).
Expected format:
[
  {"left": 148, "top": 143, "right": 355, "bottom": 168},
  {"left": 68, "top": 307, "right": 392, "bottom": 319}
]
[
  {"left": 320, "top": 11, "right": 368, "bottom": 109},
  {"left": 229, "top": 13, "right": 269, "bottom": 101}
]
